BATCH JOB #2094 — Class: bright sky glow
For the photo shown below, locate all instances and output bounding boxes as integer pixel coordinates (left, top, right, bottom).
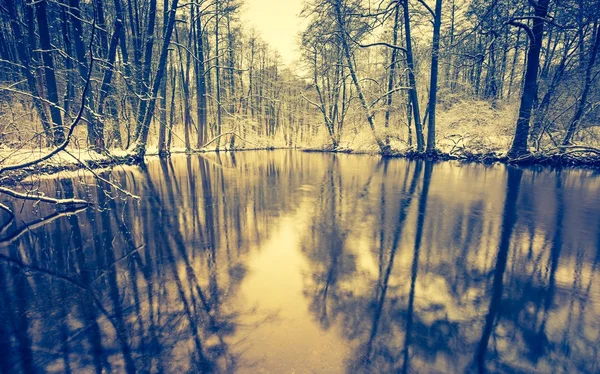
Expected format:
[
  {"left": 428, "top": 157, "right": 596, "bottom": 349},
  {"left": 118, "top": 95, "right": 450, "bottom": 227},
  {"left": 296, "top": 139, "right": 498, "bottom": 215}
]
[{"left": 241, "top": 0, "right": 305, "bottom": 65}]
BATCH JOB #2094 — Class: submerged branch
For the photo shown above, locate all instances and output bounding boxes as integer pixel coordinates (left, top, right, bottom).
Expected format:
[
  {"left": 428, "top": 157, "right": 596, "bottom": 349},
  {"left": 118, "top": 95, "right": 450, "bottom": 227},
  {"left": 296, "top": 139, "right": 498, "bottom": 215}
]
[
  {"left": 0, "top": 202, "right": 15, "bottom": 234},
  {"left": 0, "top": 206, "right": 88, "bottom": 247}
]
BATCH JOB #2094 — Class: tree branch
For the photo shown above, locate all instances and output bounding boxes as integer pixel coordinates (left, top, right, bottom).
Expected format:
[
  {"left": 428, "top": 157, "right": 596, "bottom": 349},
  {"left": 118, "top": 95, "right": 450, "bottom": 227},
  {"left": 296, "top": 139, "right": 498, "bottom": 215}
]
[
  {"left": 301, "top": 94, "right": 325, "bottom": 111},
  {"left": 557, "top": 145, "right": 600, "bottom": 155},
  {"left": 369, "top": 86, "right": 413, "bottom": 108},
  {"left": 356, "top": 41, "right": 407, "bottom": 53},
  {"left": 63, "top": 150, "right": 141, "bottom": 200},
  {"left": 198, "top": 132, "right": 256, "bottom": 149},
  {"left": 0, "top": 206, "right": 87, "bottom": 247},
  {"left": 508, "top": 20, "right": 535, "bottom": 41},
  {"left": 416, "top": 0, "right": 436, "bottom": 19},
  {"left": 0, "top": 202, "right": 14, "bottom": 235},
  {"left": 0, "top": 186, "right": 90, "bottom": 206},
  {"left": 510, "top": 16, "right": 569, "bottom": 30}
]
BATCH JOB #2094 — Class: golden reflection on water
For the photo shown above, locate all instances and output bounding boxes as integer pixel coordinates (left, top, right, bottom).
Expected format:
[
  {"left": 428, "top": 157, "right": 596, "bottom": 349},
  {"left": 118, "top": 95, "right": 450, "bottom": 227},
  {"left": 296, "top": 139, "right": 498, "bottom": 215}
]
[
  {"left": 238, "top": 204, "right": 351, "bottom": 373},
  {"left": 0, "top": 151, "right": 599, "bottom": 373}
]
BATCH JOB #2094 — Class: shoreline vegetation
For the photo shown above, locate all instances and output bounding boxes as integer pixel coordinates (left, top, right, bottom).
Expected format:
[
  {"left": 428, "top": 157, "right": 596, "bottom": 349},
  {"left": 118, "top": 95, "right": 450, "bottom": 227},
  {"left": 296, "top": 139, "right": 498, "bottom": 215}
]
[
  {"left": 305, "top": 145, "right": 600, "bottom": 167},
  {"left": 2, "top": 144, "right": 598, "bottom": 188}
]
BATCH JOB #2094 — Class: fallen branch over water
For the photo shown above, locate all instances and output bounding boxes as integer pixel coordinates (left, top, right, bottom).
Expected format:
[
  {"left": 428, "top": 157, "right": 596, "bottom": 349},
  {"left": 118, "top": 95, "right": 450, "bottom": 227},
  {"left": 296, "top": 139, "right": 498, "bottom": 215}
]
[
  {"left": 0, "top": 186, "right": 90, "bottom": 206},
  {"left": 64, "top": 150, "right": 141, "bottom": 200}
]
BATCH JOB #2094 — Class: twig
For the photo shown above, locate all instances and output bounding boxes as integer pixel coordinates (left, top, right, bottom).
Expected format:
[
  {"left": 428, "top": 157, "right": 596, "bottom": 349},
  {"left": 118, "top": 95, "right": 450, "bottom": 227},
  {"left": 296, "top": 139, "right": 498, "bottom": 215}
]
[
  {"left": 63, "top": 150, "right": 141, "bottom": 200},
  {"left": 0, "top": 202, "right": 15, "bottom": 234},
  {"left": 0, "top": 206, "right": 88, "bottom": 247},
  {"left": 199, "top": 132, "right": 256, "bottom": 149},
  {"left": 558, "top": 145, "right": 600, "bottom": 155},
  {"left": 0, "top": 186, "right": 90, "bottom": 206},
  {"left": 356, "top": 41, "right": 407, "bottom": 53}
]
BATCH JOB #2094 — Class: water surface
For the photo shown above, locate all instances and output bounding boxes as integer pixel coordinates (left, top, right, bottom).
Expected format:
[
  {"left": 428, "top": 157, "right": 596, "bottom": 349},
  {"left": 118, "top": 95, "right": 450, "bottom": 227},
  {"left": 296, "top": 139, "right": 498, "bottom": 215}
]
[{"left": 1, "top": 151, "right": 599, "bottom": 373}]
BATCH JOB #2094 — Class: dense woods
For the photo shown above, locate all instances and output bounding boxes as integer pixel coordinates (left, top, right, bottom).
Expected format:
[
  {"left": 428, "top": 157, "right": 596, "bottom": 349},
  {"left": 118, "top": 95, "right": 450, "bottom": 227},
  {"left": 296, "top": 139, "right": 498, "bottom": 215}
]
[
  {"left": 300, "top": 0, "right": 600, "bottom": 156},
  {"left": 0, "top": 0, "right": 599, "bottom": 160},
  {"left": 0, "top": 0, "right": 312, "bottom": 159}
]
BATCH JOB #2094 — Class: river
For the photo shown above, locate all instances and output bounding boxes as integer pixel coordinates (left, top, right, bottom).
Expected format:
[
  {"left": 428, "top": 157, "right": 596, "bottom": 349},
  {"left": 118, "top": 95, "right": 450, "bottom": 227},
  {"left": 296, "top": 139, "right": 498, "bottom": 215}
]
[{"left": 0, "top": 151, "right": 599, "bottom": 373}]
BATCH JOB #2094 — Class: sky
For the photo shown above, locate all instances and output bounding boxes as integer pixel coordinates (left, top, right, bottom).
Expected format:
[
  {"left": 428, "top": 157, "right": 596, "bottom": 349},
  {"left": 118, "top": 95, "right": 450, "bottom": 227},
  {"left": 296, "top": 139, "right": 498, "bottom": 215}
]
[{"left": 241, "top": 0, "right": 305, "bottom": 66}]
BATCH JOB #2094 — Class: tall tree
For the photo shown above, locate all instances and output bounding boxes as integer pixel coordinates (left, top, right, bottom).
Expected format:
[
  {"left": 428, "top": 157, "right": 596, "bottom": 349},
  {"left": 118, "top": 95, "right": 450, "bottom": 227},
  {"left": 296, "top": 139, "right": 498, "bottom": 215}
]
[
  {"left": 423, "top": 0, "right": 443, "bottom": 152},
  {"left": 507, "top": 0, "right": 552, "bottom": 158},
  {"left": 195, "top": 9, "right": 208, "bottom": 148},
  {"left": 402, "top": 0, "right": 425, "bottom": 151},
  {"left": 69, "top": 0, "right": 101, "bottom": 150},
  {"left": 35, "top": 0, "right": 65, "bottom": 144},
  {"left": 333, "top": 0, "right": 387, "bottom": 153},
  {"left": 133, "top": 0, "right": 180, "bottom": 156},
  {"left": 383, "top": 3, "right": 401, "bottom": 145},
  {"left": 3, "top": 0, "right": 54, "bottom": 144},
  {"left": 562, "top": 19, "right": 600, "bottom": 145}
]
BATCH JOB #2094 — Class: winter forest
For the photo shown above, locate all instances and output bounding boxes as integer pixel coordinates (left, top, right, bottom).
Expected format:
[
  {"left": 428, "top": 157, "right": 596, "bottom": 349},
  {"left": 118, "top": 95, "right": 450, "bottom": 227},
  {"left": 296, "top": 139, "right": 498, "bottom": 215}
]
[
  {"left": 0, "top": 0, "right": 599, "bottom": 162},
  {"left": 0, "top": 0, "right": 599, "bottom": 373}
]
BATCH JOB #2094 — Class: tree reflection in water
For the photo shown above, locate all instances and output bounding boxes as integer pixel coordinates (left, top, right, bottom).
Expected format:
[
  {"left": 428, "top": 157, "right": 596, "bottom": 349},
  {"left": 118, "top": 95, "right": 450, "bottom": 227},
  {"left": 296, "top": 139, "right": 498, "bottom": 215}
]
[{"left": 0, "top": 151, "right": 598, "bottom": 373}]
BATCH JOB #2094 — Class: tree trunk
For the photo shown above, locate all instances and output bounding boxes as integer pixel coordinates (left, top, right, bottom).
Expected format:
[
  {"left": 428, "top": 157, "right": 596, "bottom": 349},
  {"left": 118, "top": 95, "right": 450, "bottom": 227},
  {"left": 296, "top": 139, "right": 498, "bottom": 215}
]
[
  {"left": 402, "top": 0, "right": 425, "bottom": 151},
  {"left": 158, "top": 0, "right": 170, "bottom": 155},
  {"left": 133, "top": 0, "right": 180, "bottom": 157},
  {"left": 167, "top": 63, "right": 177, "bottom": 150},
  {"left": 446, "top": 0, "right": 456, "bottom": 90},
  {"left": 175, "top": 24, "right": 193, "bottom": 152},
  {"left": 334, "top": 0, "right": 386, "bottom": 153},
  {"left": 507, "top": 0, "right": 551, "bottom": 158},
  {"left": 3, "top": 0, "right": 53, "bottom": 144},
  {"left": 195, "top": 10, "right": 208, "bottom": 148},
  {"left": 96, "top": 20, "right": 123, "bottom": 150},
  {"left": 96, "top": 0, "right": 109, "bottom": 56},
  {"left": 426, "top": 0, "right": 442, "bottom": 152},
  {"left": 215, "top": 1, "right": 223, "bottom": 150},
  {"left": 135, "top": 0, "right": 157, "bottom": 136},
  {"left": 384, "top": 3, "right": 401, "bottom": 145},
  {"left": 113, "top": 0, "right": 138, "bottom": 128},
  {"left": 69, "top": 0, "right": 99, "bottom": 150},
  {"left": 60, "top": 1, "right": 73, "bottom": 117},
  {"left": 562, "top": 21, "right": 600, "bottom": 145},
  {"left": 35, "top": 0, "right": 65, "bottom": 145}
]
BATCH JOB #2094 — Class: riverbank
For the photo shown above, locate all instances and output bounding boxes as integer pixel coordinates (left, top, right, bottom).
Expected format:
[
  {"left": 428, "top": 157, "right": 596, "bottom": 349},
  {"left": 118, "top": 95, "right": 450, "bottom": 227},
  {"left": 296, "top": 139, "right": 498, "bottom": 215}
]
[
  {"left": 0, "top": 146, "right": 288, "bottom": 186},
  {"left": 2, "top": 144, "right": 599, "bottom": 188},
  {"left": 303, "top": 146, "right": 600, "bottom": 169}
]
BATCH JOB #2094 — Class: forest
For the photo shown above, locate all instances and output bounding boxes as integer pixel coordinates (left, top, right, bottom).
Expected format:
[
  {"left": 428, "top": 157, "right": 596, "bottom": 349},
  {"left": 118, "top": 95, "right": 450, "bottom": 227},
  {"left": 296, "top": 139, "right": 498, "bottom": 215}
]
[
  {"left": 0, "top": 1, "right": 599, "bottom": 373},
  {"left": 0, "top": 0, "right": 598, "bottom": 163}
]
